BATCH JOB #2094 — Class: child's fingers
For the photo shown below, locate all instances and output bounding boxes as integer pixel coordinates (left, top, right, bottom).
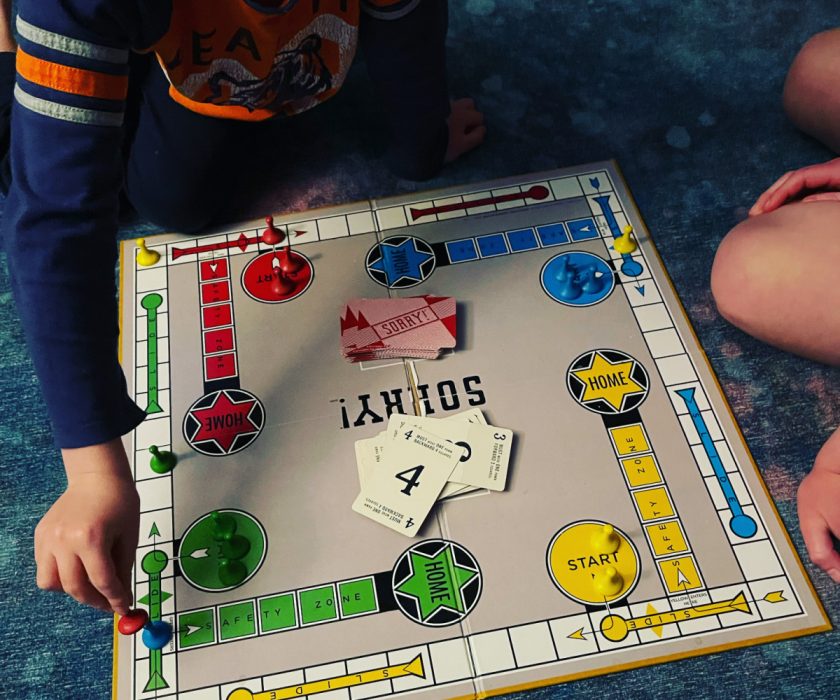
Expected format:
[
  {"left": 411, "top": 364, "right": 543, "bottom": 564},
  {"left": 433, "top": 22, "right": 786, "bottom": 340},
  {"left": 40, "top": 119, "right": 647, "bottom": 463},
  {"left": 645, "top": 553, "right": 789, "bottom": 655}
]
[
  {"left": 452, "top": 97, "right": 476, "bottom": 111},
  {"left": 57, "top": 553, "right": 112, "bottom": 611},
  {"left": 35, "top": 551, "right": 62, "bottom": 592},
  {"left": 112, "top": 534, "right": 138, "bottom": 612},
  {"left": 801, "top": 192, "right": 840, "bottom": 203},
  {"left": 462, "top": 107, "right": 485, "bottom": 131},
  {"left": 750, "top": 170, "right": 796, "bottom": 215},
  {"left": 82, "top": 548, "right": 132, "bottom": 615},
  {"left": 460, "top": 125, "right": 487, "bottom": 152},
  {"left": 799, "top": 512, "right": 840, "bottom": 583},
  {"left": 754, "top": 162, "right": 840, "bottom": 215}
]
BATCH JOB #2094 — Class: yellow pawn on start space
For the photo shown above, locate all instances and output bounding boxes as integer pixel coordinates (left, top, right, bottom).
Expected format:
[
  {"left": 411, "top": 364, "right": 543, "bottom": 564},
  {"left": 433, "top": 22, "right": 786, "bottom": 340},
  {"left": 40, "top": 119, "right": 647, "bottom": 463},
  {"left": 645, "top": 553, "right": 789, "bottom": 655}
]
[
  {"left": 594, "top": 565, "right": 624, "bottom": 597},
  {"left": 591, "top": 523, "right": 620, "bottom": 555},
  {"left": 136, "top": 238, "right": 160, "bottom": 267},
  {"left": 613, "top": 224, "right": 637, "bottom": 254}
]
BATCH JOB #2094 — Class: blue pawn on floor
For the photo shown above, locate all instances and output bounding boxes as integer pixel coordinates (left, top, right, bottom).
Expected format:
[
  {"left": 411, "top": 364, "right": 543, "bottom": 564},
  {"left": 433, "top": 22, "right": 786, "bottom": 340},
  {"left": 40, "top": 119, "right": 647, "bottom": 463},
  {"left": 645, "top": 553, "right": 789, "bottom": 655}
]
[
  {"left": 559, "top": 270, "right": 582, "bottom": 300},
  {"left": 142, "top": 619, "right": 173, "bottom": 650},
  {"left": 581, "top": 266, "right": 604, "bottom": 295}
]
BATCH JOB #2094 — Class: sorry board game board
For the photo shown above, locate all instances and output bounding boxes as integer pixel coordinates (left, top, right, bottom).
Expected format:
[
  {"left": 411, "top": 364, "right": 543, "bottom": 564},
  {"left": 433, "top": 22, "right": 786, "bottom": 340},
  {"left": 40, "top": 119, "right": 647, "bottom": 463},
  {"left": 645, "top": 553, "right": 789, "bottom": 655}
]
[{"left": 115, "top": 161, "right": 830, "bottom": 700}]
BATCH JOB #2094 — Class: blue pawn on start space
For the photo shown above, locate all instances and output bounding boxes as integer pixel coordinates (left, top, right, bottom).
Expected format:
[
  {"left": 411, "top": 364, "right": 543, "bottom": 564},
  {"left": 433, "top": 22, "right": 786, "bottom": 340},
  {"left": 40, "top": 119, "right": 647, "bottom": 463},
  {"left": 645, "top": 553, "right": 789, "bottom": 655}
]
[
  {"left": 558, "top": 268, "right": 582, "bottom": 300},
  {"left": 554, "top": 256, "right": 571, "bottom": 282},
  {"left": 581, "top": 266, "right": 604, "bottom": 295},
  {"left": 142, "top": 619, "right": 174, "bottom": 650}
]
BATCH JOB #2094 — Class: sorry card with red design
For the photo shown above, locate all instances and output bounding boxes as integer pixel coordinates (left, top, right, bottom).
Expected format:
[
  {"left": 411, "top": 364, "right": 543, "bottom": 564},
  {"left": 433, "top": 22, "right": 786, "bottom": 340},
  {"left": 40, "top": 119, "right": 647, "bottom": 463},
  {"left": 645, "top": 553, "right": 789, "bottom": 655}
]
[{"left": 340, "top": 296, "right": 457, "bottom": 361}]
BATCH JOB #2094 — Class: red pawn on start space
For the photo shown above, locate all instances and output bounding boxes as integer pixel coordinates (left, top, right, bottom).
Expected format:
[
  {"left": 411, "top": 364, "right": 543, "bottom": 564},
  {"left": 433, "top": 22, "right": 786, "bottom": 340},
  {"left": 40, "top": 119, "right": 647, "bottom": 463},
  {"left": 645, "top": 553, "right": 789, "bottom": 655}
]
[
  {"left": 277, "top": 245, "right": 305, "bottom": 275},
  {"left": 270, "top": 271, "right": 296, "bottom": 296},
  {"left": 118, "top": 608, "right": 149, "bottom": 635},
  {"left": 261, "top": 216, "right": 285, "bottom": 246}
]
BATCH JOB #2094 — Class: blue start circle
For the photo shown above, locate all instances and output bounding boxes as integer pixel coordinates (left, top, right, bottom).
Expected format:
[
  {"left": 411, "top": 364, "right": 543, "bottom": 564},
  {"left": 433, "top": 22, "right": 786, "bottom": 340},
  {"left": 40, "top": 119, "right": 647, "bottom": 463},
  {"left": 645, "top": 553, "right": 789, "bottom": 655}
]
[{"left": 541, "top": 252, "right": 615, "bottom": 307}]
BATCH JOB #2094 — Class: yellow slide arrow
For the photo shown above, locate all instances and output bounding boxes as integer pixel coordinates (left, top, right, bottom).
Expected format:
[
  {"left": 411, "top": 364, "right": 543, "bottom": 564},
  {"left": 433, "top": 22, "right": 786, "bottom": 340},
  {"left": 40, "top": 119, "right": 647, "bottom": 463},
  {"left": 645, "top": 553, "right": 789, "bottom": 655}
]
[
  {"left": 600, "top": 591, "right": 751, "bottom": 642},
  {"left": 227, "top": 655, "right": 425, "bottom": 700}
]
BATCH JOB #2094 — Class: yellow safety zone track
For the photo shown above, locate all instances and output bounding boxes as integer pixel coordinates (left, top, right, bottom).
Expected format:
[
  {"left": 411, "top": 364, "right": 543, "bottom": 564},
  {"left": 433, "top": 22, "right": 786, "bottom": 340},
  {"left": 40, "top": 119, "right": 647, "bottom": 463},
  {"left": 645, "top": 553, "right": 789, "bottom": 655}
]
[{"left": 227, "top": 655, "right": 425, "bottom": 700}]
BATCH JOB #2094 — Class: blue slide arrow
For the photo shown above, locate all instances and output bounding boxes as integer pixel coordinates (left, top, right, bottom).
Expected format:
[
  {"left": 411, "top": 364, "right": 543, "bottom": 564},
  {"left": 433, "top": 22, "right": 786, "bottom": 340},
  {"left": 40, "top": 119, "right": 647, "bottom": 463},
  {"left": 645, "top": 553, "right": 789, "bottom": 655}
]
[
  {"left": 676, "top": 388, "right": 758, "bottom": 539},
  {"left": 593, "top": 194, "right": 643, "bottom": 277}
]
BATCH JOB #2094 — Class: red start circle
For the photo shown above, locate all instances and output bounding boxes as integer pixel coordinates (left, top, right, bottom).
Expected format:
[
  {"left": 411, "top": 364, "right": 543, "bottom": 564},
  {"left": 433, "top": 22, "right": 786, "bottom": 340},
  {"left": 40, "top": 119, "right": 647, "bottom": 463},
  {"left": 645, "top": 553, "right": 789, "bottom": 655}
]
[{"left": 241, "top": 250, "right": 314, "bottom": 303}]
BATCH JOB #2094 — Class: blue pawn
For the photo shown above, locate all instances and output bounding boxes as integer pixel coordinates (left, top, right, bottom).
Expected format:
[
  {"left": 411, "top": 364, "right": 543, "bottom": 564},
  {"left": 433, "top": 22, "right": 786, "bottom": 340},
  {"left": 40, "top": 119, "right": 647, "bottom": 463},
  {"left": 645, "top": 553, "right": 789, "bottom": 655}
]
[
  {"left": 554, "top": 256, "right": 571, "bottom": 283},
  {"left": 142, "top": 619, "right": 173, "bottom": 650},
  {"left": 559, "top": 271, "right": 582, "bottom": 300},
  {"left": 581, "top": 266, "right": 604, "bottom": 294}
]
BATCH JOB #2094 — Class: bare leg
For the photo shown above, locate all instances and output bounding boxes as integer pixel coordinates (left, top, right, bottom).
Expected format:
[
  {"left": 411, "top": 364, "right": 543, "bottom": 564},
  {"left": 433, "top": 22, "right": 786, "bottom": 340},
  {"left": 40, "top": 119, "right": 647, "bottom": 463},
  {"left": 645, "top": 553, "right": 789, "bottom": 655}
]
[
  {"left": 711, "top": 201, "right": 840, "bottom": 366},
  {"left": 783, "top": 29, "right": 840, "bottom": 153},
  {"left": 0, "top": 0, "right": 15, "bottom": 53}
]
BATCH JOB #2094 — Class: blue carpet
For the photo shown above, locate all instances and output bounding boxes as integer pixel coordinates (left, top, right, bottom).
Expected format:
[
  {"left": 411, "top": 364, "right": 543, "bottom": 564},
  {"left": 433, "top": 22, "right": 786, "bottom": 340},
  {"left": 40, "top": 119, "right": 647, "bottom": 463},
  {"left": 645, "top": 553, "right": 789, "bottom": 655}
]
[{"left": 2, "top": 2, "right": 839, "bottom": 698}]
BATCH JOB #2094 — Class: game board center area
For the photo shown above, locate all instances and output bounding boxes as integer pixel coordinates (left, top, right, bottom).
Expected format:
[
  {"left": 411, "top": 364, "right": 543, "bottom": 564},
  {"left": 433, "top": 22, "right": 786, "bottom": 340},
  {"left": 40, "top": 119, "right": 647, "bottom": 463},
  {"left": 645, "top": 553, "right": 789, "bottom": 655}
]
[{"left": 115, "top": 162, "right": 829, "bottom": 700}]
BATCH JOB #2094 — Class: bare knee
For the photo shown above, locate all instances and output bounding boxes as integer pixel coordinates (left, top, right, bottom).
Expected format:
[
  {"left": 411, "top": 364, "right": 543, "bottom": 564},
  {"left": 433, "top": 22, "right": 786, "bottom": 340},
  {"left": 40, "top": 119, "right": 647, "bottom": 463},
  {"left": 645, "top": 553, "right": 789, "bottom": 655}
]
[
  {"left": 783, "top": 29, "right": 840, "bottom": 144},
  {"left": 711, "top": 219, "right": 776, "bottom": 332}
]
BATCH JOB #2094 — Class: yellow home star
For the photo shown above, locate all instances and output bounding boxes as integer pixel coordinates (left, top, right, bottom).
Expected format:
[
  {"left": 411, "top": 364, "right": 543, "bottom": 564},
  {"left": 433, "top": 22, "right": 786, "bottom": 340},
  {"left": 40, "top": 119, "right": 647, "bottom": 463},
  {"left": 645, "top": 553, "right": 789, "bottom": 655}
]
[{"left": 571, "top": 351, "right": 646, "bottom": 412}]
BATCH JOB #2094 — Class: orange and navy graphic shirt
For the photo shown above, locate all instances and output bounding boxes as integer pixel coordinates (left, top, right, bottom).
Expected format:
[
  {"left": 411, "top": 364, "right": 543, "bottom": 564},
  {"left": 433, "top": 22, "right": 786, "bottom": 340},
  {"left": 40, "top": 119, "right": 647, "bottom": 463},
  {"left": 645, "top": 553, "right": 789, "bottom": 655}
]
[{"left": 3, "top": 0, "right": 450, "bottom": 448}]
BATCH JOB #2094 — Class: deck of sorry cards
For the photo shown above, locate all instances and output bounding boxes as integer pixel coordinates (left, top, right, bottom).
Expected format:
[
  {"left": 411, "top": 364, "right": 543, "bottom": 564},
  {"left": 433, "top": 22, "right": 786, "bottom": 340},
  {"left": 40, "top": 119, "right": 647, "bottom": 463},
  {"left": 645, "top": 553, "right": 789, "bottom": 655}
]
[
  {"left": 352, "top": 410, "right": 513, "bottom": 536},
  {"left": 340, "top": 296, "right": 457, "bottom": 361}
]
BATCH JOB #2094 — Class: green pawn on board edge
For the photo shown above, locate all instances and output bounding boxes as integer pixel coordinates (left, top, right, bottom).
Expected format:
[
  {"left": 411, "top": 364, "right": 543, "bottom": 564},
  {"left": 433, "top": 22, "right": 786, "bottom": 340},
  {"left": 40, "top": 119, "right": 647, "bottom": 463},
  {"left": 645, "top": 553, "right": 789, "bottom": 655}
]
[
  {"left": 149, "top": 445, "right": 177, "bottom": 474},
  {"left": 218, "top": 557, "right": 248, "bottom": 587}
]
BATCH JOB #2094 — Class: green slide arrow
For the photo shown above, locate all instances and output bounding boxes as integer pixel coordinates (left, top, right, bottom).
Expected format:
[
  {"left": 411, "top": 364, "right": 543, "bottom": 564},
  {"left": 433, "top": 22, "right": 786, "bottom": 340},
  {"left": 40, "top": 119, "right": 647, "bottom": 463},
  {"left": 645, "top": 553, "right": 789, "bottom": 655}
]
[
  {"left": 141, "top": 549, "right": 170, "bottom": 692},
  {"left": 141, "top": 293, "right": 164, "bottom": 414}
]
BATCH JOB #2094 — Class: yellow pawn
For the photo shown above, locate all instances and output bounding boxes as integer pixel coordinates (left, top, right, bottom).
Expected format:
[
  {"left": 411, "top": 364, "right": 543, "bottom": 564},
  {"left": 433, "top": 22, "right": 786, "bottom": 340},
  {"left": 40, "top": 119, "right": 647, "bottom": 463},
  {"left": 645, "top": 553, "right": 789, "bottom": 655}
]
[
  {"left": 594, "top": 565, "right": 624, "bottom": 597},
  {"left": 136, "top": 238, "right": 160, "bottom": 267},
  {"left": 613, "top": 225, "right": 637, "bottom": 254},
  {"left": 591, "top": 523, "right": 620, "bottom": 555}
]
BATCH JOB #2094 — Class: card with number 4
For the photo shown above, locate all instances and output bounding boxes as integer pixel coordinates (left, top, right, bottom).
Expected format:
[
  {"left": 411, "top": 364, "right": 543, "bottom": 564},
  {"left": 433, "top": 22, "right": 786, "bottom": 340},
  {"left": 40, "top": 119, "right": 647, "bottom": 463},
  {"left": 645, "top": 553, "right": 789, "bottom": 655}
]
[{"left": 352, "top": 425, "right": 464, "bottom": 536}]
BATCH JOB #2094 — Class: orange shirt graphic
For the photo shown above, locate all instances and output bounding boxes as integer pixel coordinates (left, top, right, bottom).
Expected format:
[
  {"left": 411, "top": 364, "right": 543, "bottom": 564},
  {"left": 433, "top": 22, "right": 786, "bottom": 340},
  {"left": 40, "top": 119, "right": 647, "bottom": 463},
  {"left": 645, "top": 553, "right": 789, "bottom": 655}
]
[{"left": 152, "top": 0, "right": 408, "bottom": 121}]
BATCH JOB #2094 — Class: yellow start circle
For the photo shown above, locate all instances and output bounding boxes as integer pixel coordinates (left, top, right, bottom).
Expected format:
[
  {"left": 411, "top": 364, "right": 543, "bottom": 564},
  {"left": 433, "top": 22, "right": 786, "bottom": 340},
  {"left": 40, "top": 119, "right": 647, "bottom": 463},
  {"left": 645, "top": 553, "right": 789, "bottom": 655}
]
[{"left": 546, "top": 521, "right": 640, "bottom": 605}]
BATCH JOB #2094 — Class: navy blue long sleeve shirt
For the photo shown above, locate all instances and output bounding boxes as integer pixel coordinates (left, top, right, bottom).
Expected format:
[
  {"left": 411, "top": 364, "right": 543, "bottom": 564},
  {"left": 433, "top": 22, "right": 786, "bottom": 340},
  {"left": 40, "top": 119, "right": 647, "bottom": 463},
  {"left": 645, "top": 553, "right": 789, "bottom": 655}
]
[{"left": 2, "top": 0, "right": 450, "bottom": 448}]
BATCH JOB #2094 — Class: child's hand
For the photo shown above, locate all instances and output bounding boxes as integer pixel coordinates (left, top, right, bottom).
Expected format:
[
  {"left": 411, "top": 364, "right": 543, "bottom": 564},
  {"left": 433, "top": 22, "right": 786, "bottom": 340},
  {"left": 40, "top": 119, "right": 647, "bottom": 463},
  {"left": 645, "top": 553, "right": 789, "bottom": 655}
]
[
  {"left": 797, "top": 426, "right": 840, "bottom": 583},
  {"left": 35, "top": 439, "right": 139, "bottom": 614},
  {"left": 749, "top": 157, "right": 840, "bottom": 216},
  {"left": 444, "top": 98, "right": 486, "bottom": 164}
]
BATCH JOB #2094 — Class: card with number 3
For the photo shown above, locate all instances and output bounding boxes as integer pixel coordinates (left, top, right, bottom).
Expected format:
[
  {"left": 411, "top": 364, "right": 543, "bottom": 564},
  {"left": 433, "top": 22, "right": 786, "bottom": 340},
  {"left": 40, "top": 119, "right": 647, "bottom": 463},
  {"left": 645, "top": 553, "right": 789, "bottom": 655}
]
[{"left": 352, "top": 425, "right": 464, "bottom": 536}]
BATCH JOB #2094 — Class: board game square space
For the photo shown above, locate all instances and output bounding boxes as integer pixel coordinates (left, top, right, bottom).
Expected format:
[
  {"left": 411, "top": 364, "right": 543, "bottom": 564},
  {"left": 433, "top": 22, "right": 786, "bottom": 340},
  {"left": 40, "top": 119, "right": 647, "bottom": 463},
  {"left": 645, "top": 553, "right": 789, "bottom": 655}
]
[{"left": 114, "top": 162, "right": 830, "bottom": 700}]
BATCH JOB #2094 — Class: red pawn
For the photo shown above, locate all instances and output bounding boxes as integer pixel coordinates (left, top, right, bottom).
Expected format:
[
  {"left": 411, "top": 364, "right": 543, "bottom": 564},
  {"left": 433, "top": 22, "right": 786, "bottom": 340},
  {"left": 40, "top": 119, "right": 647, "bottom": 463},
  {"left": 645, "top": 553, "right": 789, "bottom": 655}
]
[
  {"left": 118, "top": 608, "right": 149, "bottom": 636},
  {"left": 277, "top": 244, "right": 305, "bottom": 275},
  {"left": 261, "top": 216, "right": 285, "bottom": 247},
  {"left": 270, "top": 270, "right": 295, "bottom": 296}
]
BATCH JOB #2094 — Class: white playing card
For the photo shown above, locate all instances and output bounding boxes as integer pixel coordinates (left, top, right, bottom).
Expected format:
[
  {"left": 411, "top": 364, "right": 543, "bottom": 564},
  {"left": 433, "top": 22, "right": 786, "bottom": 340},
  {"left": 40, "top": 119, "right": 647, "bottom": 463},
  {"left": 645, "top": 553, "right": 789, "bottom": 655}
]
[
  {"left": 442, "top": 408, "right": 487, "bottom": 426},
  {"left": 449, "top": 424, "right": 513, "bottom": 491},
  {"left": 352, "top": 424, "right": 464, "bottom": 536},
  {"left": 388, "top": 414, "right": 511, "bottom": 491}
]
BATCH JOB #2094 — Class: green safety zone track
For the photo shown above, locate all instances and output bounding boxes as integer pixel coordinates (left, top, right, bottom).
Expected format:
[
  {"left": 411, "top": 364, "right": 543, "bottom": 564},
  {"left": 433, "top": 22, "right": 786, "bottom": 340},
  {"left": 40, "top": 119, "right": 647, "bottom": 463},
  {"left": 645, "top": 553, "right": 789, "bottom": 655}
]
[
  {"left": 174, "top": 539, "right": 482, "bottom": 652},
  {"left": 141, "top": 293, "right": 163, "bottom": 415}
]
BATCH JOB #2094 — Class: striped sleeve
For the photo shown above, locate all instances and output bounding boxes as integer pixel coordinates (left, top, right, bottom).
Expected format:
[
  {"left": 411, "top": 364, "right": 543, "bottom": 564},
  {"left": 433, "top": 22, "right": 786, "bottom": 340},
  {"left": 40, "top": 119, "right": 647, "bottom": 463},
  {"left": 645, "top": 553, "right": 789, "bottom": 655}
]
[
  {"left": 14, "top": 14, "right": 130, "bottom": 127},
  {"left": 1, "top": 3, "right": 148, "bottom": 448}
]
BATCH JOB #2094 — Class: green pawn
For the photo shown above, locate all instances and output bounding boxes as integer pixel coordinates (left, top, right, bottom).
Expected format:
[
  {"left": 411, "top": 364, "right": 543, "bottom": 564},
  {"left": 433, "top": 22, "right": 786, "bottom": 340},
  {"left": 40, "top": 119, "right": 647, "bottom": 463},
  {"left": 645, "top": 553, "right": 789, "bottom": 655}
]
[
  {"left": 219, "top": 534, "right": 251, "bottom": 561},
  {"left": 218, "top": 558, "right": 248, "bottom": 587},
  {"left": 211, "top": 511, "right": 238, "bottom": 542},
  {"left": 149, "top": 445, "right": 177, "bottom": 474}
]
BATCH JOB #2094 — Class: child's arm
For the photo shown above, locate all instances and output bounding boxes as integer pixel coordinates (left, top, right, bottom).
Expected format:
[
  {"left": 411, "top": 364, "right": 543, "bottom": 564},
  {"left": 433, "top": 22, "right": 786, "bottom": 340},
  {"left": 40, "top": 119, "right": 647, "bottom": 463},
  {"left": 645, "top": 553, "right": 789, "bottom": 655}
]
[
  {"left": 36, "top": 439, "right": 139, "bottom": 613},
  {"left": 360, "top": 0, "right": 485, "bottom": 180},
  {"left": 797, "top": 426, "right": 840, "bottom": 583},
  {"left": 5, "top": 1, "right": 159, "bottom": 611}
]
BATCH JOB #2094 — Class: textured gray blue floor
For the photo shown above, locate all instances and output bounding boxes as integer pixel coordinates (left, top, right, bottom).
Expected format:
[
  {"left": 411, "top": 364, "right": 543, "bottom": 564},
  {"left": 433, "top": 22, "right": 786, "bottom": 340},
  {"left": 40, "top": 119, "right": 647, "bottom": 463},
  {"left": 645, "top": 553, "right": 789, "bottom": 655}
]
[{"left": 2, "top": 1, "right": 840, "bottom": 698}]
